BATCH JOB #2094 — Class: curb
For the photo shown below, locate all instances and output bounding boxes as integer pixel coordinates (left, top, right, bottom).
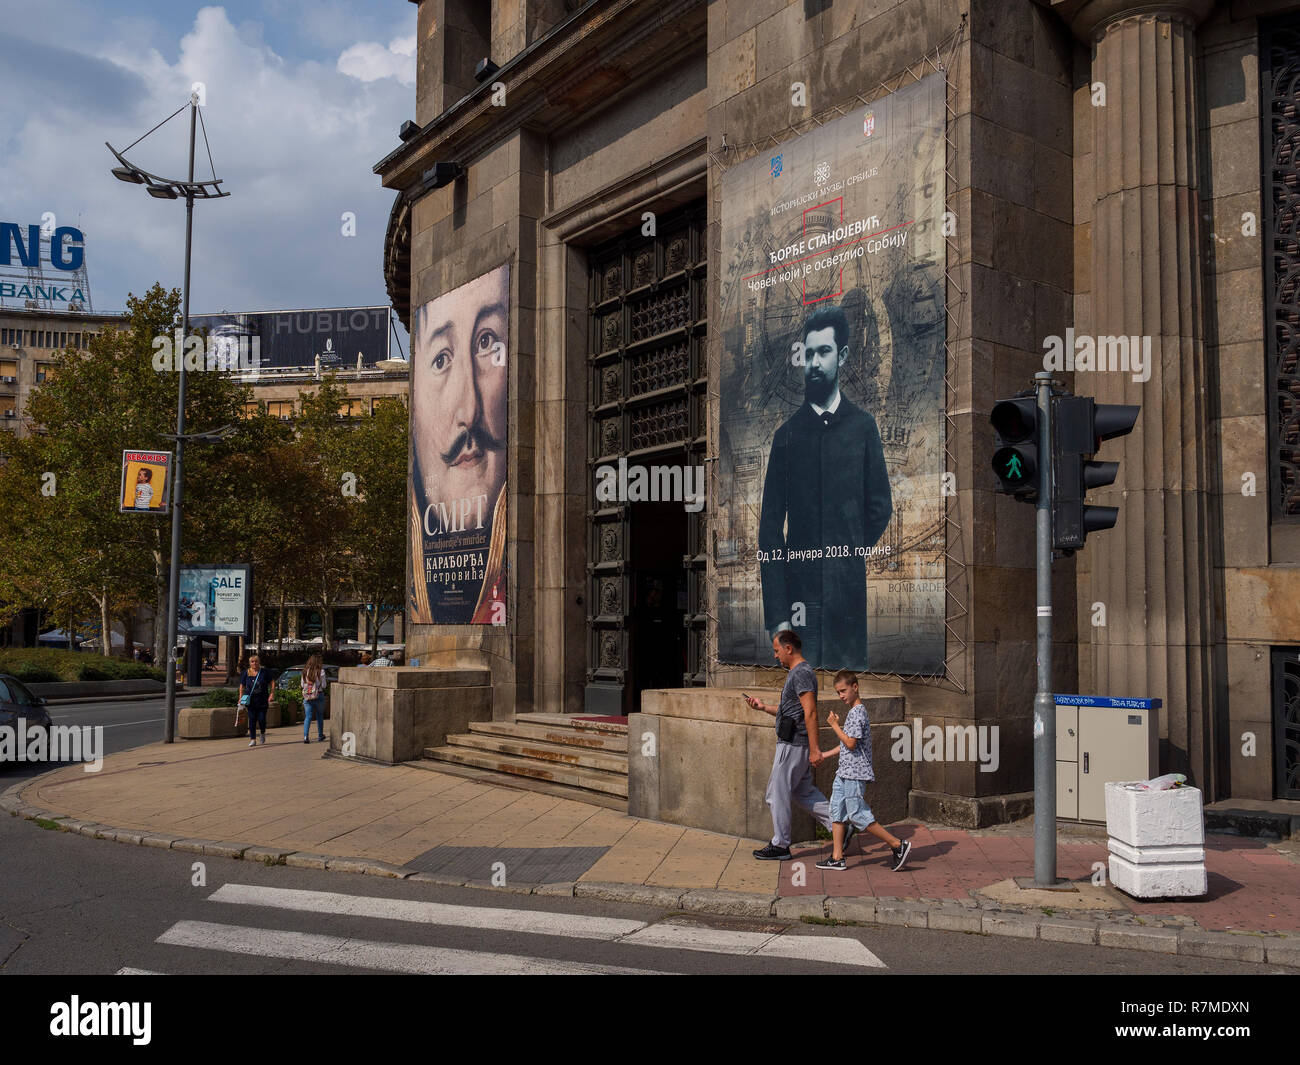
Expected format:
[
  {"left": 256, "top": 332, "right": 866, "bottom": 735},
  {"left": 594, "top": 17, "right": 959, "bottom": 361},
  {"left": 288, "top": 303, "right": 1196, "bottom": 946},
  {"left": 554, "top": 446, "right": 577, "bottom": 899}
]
[
  {"left": 4, "top": 779, "right": 1296, "bottom": 969},
  {"left": 40, "top": 692, "right": 181, "bottom": 705}
]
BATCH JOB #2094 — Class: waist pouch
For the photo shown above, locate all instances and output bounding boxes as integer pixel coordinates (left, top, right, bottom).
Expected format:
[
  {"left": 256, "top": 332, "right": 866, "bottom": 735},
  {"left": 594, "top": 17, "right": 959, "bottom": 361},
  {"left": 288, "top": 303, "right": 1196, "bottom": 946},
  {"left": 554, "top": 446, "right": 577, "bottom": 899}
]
[{"left": 776, "top": 714, "right": 797, "bottom": 742}]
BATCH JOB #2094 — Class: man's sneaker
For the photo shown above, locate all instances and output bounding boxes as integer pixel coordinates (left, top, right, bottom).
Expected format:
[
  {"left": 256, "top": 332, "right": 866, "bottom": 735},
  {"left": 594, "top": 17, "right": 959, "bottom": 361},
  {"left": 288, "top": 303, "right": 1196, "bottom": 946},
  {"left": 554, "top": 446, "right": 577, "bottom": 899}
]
[
  {"left": 248, "top": 740, "right": 256, "bottom": 747},
  {"left": 259, "top": 734, "right": 267, "bottom": 745},
  {"left": 815, "top": 856, "right": 846, "bottom": 871},
  {"left": 890, "top": 839, "right": 912, "bottom": 871},
  {"left": 752, "top": 844, "right": 793, "bottom": 861}
]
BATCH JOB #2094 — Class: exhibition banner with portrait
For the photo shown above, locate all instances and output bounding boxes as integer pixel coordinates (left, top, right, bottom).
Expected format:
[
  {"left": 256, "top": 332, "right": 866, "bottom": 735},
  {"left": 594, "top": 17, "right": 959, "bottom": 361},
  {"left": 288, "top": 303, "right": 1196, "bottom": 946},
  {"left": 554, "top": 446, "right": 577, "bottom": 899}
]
[
  {"left": 716, "top": 74, "right": 946, "bottom": 674},
  {"left": 408, "top": 263, "right": 509, "bottom": 625}
]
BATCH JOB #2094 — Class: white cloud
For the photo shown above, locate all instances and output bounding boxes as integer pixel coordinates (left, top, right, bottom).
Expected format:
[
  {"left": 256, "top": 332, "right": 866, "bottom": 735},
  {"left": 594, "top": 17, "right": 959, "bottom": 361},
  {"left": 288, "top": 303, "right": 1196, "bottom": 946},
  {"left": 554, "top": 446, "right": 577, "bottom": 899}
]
[
  {"left": 337, "top": 35, "right": 417, "bottom": 87},
  {"left": 0, "top": 3, "right": 414, "bottom": 338}
]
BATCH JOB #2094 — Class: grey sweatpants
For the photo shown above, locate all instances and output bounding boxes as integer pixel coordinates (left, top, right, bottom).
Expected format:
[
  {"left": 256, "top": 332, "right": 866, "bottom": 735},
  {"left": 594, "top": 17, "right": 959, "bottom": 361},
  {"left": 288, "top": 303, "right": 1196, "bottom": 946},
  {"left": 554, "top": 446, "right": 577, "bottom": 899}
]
[{"left": 766, "top": 741, "right": 832, "bottom": 847}]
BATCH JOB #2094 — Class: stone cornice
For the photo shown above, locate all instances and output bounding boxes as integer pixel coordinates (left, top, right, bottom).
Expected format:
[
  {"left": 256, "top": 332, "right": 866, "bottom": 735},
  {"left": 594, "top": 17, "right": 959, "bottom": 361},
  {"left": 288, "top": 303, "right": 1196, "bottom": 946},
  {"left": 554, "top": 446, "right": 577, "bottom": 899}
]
[
  {"left": 1044, "top": 0, "right": 1216, "bottom": 40},
  {"left": 374, "top": 0, "right": 706, "bottom": 192}
]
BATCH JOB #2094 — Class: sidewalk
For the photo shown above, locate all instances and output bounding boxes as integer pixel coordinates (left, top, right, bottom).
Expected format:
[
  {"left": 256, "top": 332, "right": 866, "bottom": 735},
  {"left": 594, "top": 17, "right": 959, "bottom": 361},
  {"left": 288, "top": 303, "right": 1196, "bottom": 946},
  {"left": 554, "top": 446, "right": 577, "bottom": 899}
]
[{"left": 6, "top": 733, "right": 1298, "bottom": 967}]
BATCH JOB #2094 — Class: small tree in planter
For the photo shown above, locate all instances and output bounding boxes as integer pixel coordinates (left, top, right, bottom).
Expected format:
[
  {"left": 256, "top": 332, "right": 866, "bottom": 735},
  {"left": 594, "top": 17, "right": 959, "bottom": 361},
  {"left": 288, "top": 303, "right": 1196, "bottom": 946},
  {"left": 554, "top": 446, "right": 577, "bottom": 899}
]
[
  {"left": 273, "top": 683, "right": 303, "bottom": 726},
  {"left": 191, "top": 687, "right": 238, "bottom": 708}
]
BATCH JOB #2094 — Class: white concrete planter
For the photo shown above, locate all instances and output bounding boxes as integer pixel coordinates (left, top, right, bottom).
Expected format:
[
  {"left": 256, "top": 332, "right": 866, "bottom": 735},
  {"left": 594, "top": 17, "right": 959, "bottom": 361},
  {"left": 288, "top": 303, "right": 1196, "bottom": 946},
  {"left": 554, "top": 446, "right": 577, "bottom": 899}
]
[{"left": 1105, "top": 782, "right": 1207, "bottom": 898}]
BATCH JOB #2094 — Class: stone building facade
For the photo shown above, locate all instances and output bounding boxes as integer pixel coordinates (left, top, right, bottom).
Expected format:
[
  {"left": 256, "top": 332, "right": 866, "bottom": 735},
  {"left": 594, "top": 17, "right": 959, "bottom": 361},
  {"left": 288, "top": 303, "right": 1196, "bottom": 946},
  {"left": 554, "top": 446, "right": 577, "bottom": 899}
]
[
  {"left": 378, "top": 0, "right": 1300, "bottom": 819},
  {"left": 0, "top": 307, "right": 116, "bottom": 440}
]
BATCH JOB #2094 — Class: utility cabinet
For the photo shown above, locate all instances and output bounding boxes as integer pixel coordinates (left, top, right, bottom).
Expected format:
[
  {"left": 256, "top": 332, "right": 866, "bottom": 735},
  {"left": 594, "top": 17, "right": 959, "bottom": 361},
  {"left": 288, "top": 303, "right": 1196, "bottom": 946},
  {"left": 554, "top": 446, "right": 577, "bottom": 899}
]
[{"left": 1055, "top": 696, "right": 1160, "bottom": 823}]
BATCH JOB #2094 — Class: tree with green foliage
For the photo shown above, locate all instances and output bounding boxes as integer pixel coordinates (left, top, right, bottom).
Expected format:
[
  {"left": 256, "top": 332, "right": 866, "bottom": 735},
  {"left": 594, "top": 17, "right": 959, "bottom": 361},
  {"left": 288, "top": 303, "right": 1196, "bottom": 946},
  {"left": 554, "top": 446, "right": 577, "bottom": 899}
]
[
  {"left": 346, "top": 397, "right": 409, "bottom": 653},
  {"left": 289, "top": 375, "right": 357, "bottom": 652},
  {"left": 0, "top": 284, "right": 252, "bottom": 660},
  {"left": 0, "top": 291, "right": 412, "bottom": 663}
]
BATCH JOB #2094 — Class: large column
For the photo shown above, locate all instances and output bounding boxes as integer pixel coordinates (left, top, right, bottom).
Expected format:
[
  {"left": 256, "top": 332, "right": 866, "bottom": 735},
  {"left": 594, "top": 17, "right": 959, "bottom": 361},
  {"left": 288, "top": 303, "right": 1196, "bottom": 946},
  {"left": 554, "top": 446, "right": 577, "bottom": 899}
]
[{"left": 1056, "top": 0, "right": 1219, "bottom": 790}]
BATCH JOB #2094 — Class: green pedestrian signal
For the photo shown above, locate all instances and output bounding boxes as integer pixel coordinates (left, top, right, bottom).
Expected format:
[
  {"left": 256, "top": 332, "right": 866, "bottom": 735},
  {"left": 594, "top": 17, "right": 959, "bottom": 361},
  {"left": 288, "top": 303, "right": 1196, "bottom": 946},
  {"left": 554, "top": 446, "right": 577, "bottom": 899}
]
[{"left": 990, "top": 396, "right": 1039, "bottom": 502}]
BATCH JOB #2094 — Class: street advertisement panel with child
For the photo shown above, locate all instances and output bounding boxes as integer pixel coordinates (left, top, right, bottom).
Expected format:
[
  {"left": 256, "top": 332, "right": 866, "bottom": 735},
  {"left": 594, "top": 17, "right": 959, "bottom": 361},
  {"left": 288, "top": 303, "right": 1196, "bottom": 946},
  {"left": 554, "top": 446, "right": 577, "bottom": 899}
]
[{"left": 118, "top": 449, "right": 172, "bottom": 514}]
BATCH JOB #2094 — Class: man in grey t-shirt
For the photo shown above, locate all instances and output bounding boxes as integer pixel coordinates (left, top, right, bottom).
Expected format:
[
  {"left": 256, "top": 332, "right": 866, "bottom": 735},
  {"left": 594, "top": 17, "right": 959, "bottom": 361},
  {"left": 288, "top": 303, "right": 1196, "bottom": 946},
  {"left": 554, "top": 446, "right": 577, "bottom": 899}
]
[{"left": 744, "top": 630, "right": 832, "bottom": 860}]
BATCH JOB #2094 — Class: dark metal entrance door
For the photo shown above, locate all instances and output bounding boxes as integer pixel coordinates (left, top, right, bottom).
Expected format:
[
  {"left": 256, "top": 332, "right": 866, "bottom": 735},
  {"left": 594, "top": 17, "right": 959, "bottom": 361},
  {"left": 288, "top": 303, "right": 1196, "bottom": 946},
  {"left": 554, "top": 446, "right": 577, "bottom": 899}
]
[
  {"left": 1273, "top": 647, "right": 1300, "bottom": 799},
  {"left": 585, "top": 205, "right": 707, "bottom": 716}
]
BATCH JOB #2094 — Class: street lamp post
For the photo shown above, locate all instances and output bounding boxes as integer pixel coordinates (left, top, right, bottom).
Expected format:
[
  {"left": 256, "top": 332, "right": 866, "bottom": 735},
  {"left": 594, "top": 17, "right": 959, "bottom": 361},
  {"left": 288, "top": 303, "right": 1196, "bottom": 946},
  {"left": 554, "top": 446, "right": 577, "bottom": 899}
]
[{"left": 108, "top": 92, "right": 229, "bottom": 743}]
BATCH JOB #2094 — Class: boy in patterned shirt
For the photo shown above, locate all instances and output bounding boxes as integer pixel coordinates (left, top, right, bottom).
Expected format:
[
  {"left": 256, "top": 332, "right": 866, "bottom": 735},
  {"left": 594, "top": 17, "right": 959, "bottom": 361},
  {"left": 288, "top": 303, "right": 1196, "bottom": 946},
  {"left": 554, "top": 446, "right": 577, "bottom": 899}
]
[{"left": 816, "top": 670, "right": 912, "bottom": 872}]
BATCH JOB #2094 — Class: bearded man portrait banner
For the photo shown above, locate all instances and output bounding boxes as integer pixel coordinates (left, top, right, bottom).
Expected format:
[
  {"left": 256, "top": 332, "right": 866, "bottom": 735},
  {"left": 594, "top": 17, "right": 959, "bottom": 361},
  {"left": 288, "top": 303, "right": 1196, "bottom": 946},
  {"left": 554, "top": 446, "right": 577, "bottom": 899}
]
[
  {"left": 408, "top": 263, "right": 509, "bottom": 625},
  {"left": 716, "top": 75, "right": 946, "bottom": 674}
]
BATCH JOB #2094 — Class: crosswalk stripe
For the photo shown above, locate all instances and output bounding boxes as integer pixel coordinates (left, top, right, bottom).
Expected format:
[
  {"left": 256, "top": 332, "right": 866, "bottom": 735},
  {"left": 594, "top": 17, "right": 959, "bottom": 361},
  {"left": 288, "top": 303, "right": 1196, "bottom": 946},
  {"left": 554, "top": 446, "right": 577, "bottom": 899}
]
[
  {"left": 116, "top": 967, "right": 164, "bottom": 975},
  {"left": 207, "top": 883, "right": 646, "bottom": 941},
  {"left": 205, "top": 883, "right": 886, "bottom": 968},
  {"left": 620, "top": 921, "right": 886, "bottom": 968},
  {"left": 156, "top": 920, "right": 671, "bottom": 975},
  {"left": 621, "top": 922, "right": 776, "bottom": 953},
  {"left": 753, "top": 934, "right": 886, "bottom": 967}
]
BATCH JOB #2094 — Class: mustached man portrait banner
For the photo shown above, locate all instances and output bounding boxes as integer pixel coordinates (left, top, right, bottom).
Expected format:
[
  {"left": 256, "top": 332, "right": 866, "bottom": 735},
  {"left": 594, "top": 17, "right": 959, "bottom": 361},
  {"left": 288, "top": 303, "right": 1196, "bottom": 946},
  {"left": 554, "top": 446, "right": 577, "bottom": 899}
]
[
  {"left": 717, "top": 74, "right": 946, "bottom": 674},
  {"left": 408, "top": 263, "right": 509, "bottom": 625}
]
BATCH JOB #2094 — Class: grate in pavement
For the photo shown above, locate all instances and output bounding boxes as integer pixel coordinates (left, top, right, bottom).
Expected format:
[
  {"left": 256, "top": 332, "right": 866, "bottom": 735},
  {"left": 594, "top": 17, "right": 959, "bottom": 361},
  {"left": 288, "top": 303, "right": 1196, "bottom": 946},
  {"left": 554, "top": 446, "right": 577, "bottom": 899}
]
[{"left": 405, "top": 845, "right": 609, "bottom": 884}]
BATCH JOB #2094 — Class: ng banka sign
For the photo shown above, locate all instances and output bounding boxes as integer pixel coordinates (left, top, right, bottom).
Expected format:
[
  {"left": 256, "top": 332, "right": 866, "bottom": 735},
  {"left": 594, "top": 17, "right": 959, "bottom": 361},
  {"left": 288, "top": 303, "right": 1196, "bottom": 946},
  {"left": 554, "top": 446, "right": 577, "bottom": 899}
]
[{"left": 0, "top": 221, "right": 88, "bottom": 304}]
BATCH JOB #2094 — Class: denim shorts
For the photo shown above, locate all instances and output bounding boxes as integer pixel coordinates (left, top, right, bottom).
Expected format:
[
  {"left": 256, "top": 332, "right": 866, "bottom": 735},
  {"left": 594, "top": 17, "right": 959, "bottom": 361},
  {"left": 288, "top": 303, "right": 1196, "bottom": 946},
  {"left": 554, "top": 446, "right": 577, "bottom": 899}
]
[{"left": 829, "top": 776, "right": 874, "bottom": 829}]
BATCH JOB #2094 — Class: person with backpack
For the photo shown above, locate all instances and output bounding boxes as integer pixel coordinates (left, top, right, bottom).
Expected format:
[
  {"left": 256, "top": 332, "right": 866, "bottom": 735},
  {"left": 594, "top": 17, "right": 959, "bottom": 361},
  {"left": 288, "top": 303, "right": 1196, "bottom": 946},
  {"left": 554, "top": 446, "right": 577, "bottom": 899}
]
[
  {"left": 238, "top": 654, "right": 276, "bottom": 747},
  {"left": 302, "top": 654, "right": 327, "bottom": 744}
]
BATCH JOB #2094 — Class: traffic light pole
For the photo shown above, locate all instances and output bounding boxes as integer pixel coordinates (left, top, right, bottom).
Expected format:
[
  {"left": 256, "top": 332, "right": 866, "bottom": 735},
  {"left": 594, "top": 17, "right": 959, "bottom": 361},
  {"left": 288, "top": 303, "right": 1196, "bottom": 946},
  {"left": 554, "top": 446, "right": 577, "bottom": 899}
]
[{"left": 1032, "top": 370, "right": 1057, "bottom": 887}]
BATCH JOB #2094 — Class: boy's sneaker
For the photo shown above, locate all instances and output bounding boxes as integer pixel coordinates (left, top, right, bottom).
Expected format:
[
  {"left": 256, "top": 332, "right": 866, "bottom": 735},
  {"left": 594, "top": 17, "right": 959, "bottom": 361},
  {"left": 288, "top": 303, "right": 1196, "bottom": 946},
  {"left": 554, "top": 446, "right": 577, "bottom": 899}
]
[
  {"left": 815, "top": 856, "right": 846, "bottom": 871},
  {"left": 890, "top": 840, "right": 912, "bottom": 871},
  {"left": 752, "top": 844, "right": 793, "bottom": 861},
  {"left": 248, "top": 740, "right": 256, "bottom": 747}
]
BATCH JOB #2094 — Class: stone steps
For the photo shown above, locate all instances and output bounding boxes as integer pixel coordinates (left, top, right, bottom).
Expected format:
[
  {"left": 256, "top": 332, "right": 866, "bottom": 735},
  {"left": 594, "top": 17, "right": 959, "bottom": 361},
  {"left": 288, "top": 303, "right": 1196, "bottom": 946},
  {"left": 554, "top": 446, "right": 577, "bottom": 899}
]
[
  {"left": 403, "top": 757, "right": 628, "bottom": 811},
  {"left": 466, "top": 719, "right": 629, "bottom": 754},
  {"left": 515, "top": 712, "right": 629, "bottom": 736},
  {"left": 442, "top": 731, "right": 629, "bottom": 774},
  {"left": 422, "top": 715, "right": 630, "bottom": 803}
]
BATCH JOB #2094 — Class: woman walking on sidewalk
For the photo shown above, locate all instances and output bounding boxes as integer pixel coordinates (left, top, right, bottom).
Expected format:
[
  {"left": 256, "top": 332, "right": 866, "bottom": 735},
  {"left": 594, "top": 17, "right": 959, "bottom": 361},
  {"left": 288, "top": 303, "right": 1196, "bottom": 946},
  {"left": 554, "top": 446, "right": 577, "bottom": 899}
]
[
  {"left": 302, "top": 654, "right": 326, "bottom": 744},
  {"left": 238, "top": 654, "right": 275, "bottom": 747}
]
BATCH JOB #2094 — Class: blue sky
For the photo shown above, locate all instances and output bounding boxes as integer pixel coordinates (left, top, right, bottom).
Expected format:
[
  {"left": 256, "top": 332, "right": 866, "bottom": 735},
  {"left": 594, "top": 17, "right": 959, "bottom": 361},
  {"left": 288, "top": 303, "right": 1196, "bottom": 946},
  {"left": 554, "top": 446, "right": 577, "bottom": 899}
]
[{"left": 0, "top": 1, "right": 416, "bottom": 351}]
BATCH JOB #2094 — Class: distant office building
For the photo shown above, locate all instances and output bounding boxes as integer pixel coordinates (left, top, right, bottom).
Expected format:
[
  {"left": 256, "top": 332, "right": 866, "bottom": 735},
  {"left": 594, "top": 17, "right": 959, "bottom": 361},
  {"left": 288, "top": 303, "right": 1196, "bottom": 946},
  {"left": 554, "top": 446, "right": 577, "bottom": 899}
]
[
  {"left": 190, "top": 305, "right": 394, "bottom": 371},
  {"left": 0, "top": 307, "right": 118, "bottom": 439},
  {"left": 235, "top": 360, "right": 409, "bottom": 421}
]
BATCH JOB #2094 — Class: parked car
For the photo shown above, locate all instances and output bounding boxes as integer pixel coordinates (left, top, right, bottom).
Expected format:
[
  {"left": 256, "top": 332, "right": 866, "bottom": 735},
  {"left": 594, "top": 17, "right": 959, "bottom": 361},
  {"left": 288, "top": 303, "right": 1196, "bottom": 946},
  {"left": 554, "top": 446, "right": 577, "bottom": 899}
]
[
  {"left": 0, "top": 674, "right": 53, "bottom": 768},
  {"left": 274, "top": 664, "right": 339, "bottom": 718}
]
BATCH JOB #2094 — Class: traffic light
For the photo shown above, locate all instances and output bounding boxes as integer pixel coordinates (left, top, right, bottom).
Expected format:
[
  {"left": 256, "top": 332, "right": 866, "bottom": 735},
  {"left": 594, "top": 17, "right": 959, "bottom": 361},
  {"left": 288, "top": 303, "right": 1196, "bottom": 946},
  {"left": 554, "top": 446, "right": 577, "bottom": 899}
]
[
  {"left": 1051, "top": 395, "right": 1140, "bottom": 552},
  {"left": 990, "top": 395, "right": 1040, "bottom": 501}
]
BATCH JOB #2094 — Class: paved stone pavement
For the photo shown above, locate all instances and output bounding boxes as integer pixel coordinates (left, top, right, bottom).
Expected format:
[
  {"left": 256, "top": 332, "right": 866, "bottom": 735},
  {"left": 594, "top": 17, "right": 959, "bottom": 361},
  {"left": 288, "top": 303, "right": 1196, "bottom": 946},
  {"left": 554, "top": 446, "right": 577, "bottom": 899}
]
[{"left": 12, "top": 732, "right": 1300, "bottom": 940}]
